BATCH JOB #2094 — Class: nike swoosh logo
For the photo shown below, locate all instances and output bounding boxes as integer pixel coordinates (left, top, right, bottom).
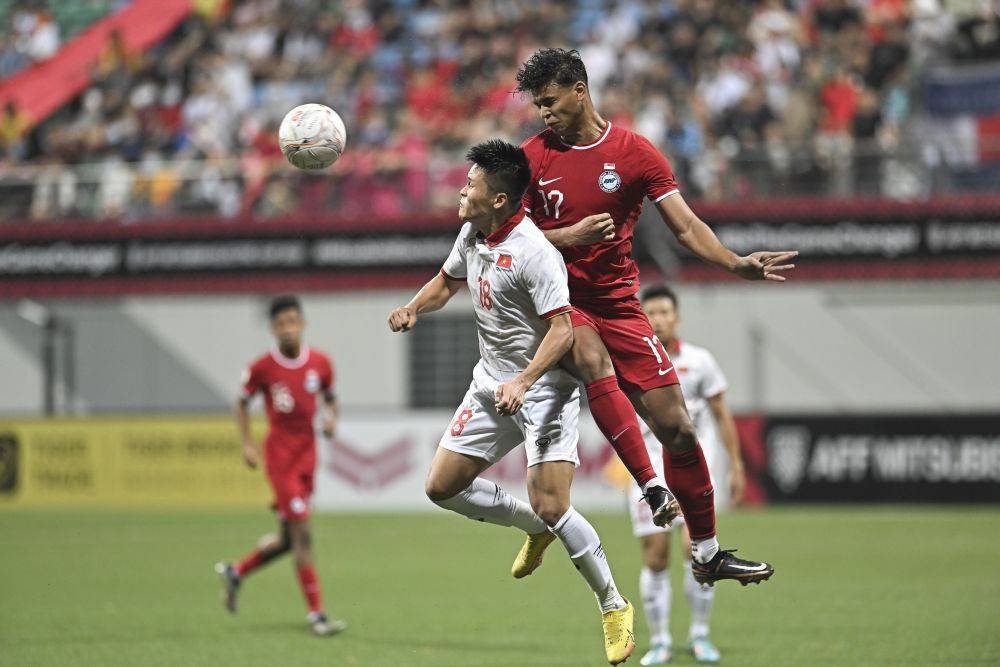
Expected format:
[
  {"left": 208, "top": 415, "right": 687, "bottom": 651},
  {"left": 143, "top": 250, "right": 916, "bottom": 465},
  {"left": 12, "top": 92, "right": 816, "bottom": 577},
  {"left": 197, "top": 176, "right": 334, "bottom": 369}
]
[
  {"left": 538, "top": 177, "right": 562, "bottom": 186},
  {"left": 611, "top": 427, "right": 630, "bottom": 442},
  {"left": 658, "top": 367, "right": 674, "bottom": 376},
  {"left": 729, "top": 562, "right": 769, "bottom": 572}
]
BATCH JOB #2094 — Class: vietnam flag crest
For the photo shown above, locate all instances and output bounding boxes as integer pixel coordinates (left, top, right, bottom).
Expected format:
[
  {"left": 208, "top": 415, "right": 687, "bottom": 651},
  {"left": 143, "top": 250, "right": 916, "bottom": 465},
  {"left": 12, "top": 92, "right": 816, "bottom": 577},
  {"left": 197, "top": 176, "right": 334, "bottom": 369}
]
[{"left": 497, "top": 254, "right": 513, "bottom": 269}]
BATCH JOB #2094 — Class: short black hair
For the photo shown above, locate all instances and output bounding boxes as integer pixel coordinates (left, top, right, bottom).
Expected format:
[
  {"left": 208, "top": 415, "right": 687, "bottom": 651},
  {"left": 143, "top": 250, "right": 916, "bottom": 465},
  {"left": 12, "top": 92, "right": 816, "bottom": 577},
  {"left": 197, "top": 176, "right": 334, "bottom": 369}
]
[
  {"left": 269, "top": 294, "right": 302, "bottom": 319},
  {"left": 516, "top": 48, "right": 588, "bottom": 93},
  {"left": 640, "top": 284, "right": 678, "bottom": 310},
  {"left": 465, "top": 139, "right": 531, "bottom": 204}
]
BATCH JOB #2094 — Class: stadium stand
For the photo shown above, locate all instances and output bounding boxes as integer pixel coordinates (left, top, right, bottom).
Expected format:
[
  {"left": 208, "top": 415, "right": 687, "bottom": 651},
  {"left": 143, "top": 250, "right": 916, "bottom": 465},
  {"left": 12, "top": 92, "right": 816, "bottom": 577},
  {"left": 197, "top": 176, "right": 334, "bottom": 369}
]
[{"left": 0, "top": 0, "right": 998, "bottom": 221}]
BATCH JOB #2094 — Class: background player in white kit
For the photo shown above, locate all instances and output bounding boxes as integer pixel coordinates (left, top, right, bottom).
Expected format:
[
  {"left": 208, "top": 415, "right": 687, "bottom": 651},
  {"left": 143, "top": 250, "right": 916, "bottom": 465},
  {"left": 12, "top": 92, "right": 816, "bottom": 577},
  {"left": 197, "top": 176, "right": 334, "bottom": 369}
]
[
  {"left": 387, "top": 139, "right": 636, "bottom": 665},
  {"left": 608, "top": 286, "right": 745, "bottom": 666}
]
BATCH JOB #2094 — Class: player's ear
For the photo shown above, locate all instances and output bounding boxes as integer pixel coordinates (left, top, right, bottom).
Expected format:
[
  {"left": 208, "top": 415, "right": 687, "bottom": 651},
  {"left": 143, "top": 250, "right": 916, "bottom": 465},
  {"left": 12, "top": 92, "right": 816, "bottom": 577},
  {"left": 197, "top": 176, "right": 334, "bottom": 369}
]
[
  {"left": 574, "top": 81, "right": 587, "bottom": 100},
  {"left": 493, "top": 191, "right": 508, "bottom": 211}
]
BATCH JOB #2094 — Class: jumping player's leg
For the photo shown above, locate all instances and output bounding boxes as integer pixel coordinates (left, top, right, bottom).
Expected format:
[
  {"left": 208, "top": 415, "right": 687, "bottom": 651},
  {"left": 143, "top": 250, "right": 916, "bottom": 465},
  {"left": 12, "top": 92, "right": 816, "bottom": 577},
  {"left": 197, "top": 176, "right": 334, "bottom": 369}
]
[
  {"left": 425, "top": 446, "right": 549, "bottom": 535},
  {"left": 528, "top": 460, "right": 634, "bottom": 665},
  {"left": 632, "top": 386, "right": 718, "bottom": 557},
  {"left": 560, "top": 318, "right": 664, "bottom": 494},
  {"left": 595, "top": 301, "right": 772, "bottom": 584}
]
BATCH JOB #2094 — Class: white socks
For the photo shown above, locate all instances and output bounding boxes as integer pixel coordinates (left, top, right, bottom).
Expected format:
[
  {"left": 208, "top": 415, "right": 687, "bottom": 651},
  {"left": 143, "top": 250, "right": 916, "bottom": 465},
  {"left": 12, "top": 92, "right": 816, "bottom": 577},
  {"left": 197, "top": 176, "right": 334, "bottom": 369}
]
[
  {"left": 691, "top": 535, "right": 720, "bottom": 564},
  {"left": 640, "top": 566, "right": 671, "bottom": 647},
  {"left": 433, "top": 478, "right": 548, "bottom": 534},
  {"left": 640, "top": 477, "right": 668, "bottom": 495},
  {"left": 551, "top": 507, "right": 626, "bottom": 613},
  {"left": 683, "top": 561, "right": 715, "bottom": 640}
]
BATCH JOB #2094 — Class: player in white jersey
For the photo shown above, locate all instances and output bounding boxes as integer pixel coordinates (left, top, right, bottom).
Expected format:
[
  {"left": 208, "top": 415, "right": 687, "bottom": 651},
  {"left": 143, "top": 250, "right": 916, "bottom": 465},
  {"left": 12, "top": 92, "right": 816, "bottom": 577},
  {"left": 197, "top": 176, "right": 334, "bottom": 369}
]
[
  {"left": 388, "top": 139, "right": 635, "bottom": 666},
  {"left": 610, "top": 286, "right": 745, "bottom": 666}
]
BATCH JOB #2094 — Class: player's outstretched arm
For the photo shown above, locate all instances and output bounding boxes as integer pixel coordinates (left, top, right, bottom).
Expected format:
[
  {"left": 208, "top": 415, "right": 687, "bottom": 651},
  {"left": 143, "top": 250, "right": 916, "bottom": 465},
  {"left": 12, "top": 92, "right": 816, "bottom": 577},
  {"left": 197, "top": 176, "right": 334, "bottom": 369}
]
[
  {"left": 388, "top": 272, "right": 465, "bottom": 332},
  {"left": 708, "top": 391, "right": 745, "bottom": 505},
  {"left": 234, "top": 396, "right": 260, "bottom": 469},
  {"left": 655, "top": 194, "right": 798, "bottom": 282},
  {"left": 495, "top": 312, "right": 574, "bottom": 416}
]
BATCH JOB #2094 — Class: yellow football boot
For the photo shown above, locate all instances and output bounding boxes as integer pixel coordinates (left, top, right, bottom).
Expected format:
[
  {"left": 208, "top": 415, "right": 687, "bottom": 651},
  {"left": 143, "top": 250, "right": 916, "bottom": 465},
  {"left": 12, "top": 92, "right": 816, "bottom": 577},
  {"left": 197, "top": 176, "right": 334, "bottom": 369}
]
[
  {"left": 602, "top": 598, "right": 636, "bottom": 665},
  {"left": 511, "top": 530, "right": 556, "bottom": 578}
]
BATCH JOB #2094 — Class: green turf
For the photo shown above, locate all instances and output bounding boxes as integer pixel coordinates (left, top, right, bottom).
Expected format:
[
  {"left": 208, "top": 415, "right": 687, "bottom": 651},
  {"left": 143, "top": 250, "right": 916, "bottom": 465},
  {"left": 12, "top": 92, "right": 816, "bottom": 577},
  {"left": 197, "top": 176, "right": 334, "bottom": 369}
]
[{"left": 1, "top": 506, "right": 999, "bottom": 666}]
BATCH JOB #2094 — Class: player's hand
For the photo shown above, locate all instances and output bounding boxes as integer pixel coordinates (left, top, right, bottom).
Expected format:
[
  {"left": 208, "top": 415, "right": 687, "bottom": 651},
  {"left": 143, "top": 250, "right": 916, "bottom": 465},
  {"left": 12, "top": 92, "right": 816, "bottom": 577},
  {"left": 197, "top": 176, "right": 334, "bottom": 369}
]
[
  {"left": 733, "top": 251, "right": 798, "bottom": 281},
  {"left": 729, "top": 464, "right": 746, "bottom": 505},
  {"left": 321, "top": 415, "right": 335, "bottom": 438},
  {"left": 388, "top": 306, "right": 417, "bottom": 332},
  {"left": 570, "top": 213, "right": 616, "bottom": 245},
  {"left": 494, "top": 379, "right": 528, "bottom": 416},
  {"left": 242, "top": 441, "right": 261, "bottom": 469}
]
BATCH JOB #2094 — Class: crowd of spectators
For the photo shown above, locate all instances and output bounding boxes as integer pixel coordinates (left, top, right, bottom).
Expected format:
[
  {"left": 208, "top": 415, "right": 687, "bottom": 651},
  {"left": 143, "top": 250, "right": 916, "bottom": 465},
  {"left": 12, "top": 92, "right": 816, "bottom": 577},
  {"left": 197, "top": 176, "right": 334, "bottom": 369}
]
[{"left": 2, "top": 0, "right": 999, "bottom": 221}]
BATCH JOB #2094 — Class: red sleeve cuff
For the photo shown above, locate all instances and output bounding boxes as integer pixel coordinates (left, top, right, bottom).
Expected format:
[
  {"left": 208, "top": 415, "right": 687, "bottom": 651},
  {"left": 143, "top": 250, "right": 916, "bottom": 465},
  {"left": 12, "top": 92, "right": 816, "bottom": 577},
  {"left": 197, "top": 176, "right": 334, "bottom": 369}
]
[
  {"left": 540, "top": 305, "right": 573, "bottom": 320},
  {"left": 440, "top": 268, "right": 465, "bottom": 281}
]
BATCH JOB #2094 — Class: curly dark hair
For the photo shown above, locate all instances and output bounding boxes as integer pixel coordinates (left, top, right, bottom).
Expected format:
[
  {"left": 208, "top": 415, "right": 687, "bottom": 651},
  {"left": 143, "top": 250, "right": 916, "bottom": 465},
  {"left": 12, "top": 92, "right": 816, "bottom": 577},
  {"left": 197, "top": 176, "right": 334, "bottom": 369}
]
[
  {"left": 515, "top": 48, "right": 589, "bottom": 94},
  {"left": 465, "top": 139, "right": 531, "bottom": 203}
]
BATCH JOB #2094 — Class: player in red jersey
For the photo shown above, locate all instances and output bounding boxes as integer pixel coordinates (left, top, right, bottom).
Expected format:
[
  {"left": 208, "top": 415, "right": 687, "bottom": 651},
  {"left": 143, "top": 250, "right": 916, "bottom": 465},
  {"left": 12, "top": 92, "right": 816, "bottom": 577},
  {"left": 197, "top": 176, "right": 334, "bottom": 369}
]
[
  {"left": 516, "top": 49, "right": 795, "bottom": 585},
  {"left": 215, "top": 295, "right": 345, "bottom": 636}
]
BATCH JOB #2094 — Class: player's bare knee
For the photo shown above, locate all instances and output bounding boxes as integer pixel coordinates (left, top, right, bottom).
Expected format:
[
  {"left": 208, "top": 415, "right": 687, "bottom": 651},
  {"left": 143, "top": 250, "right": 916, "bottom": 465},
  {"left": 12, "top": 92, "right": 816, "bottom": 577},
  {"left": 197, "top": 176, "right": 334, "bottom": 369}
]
[
  {"left": 672, "top": 421, "right": 698, "bottom": 452},
  {"left": 257, "top": 532, "right": 284, "bottom": 552},
  {"left": 644, "top": 551, "right": 669, "bottom": 572},
  {"left": 531, "top": 497, "right": 569, "bottom": 527},
  {"left": 577, "top": 352, "right": 614, "bottom": 382},
  {"left": 425, "top": 478, "right": 459, "bottom": 503}
]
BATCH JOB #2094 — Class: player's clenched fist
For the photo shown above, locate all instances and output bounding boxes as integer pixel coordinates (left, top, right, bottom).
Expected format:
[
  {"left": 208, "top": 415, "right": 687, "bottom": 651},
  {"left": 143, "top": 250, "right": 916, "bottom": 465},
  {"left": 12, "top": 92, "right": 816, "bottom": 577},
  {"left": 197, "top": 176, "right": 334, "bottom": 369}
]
[
  {"left": 388, "top": 306, "right": 418, "bottom": 332},
  {"left": 494, "top": 379, "right": 527, "bottom": 416},
  {"left": 570, "top": 212, "right": 616, "bottom": 244}
]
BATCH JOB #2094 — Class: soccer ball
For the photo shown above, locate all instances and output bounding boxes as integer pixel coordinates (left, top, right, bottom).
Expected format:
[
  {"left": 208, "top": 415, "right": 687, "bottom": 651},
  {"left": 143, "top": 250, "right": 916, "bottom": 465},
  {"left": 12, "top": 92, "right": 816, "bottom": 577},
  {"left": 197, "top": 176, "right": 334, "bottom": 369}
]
[{"left": 278, "top": 103, "right": 347, "bottom": 170}]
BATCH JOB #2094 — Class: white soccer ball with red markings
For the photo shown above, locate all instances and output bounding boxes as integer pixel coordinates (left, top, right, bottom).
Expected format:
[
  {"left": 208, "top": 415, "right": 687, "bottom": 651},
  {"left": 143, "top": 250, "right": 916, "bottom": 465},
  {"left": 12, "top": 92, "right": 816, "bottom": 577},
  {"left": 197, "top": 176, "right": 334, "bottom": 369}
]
[{"left": 278, "top": 103, "right": 347, "bottom": 170}]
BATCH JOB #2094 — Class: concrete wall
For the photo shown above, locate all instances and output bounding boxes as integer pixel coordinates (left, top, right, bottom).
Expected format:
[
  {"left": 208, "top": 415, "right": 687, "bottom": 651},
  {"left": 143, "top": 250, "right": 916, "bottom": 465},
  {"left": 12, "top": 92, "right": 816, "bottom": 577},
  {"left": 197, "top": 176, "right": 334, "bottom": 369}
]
[{"left": 0, "top": 280, "right": 997, "bottom": 415}]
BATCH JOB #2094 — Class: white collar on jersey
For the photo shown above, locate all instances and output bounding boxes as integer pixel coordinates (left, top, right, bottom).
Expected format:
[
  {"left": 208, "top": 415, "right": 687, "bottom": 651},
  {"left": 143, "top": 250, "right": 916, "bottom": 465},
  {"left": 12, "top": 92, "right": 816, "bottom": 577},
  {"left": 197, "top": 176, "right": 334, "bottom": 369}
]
[
  {"left": 558, "top": 121, "right": 613, "bottom": 150},
  {"left": 475, "top": 240, "right": 496, "bottom": 262},
  {"left": 270, "top": 345, "right": 310, "bottom": 369}
]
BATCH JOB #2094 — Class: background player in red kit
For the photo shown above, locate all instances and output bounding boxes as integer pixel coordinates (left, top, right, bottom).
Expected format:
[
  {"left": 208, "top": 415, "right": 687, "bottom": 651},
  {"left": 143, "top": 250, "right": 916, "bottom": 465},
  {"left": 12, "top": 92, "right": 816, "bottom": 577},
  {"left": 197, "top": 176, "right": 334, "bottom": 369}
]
[
  {"left": 215, "top": 295, "right": 345, "bottom": 637},
  {"left": 516, "top": 49, "right": 796, "bottom": 584}
]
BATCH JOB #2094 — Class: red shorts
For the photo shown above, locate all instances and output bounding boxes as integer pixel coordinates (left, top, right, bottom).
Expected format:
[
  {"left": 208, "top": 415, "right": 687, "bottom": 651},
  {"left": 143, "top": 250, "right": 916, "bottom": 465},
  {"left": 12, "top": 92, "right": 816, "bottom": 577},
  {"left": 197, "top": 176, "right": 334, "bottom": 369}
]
[
  {"left": 265, "top": 441, "right": 316, "bottom": 521},
  {"left": 570, "top": 297, "right": 680, "bottom": 395}
]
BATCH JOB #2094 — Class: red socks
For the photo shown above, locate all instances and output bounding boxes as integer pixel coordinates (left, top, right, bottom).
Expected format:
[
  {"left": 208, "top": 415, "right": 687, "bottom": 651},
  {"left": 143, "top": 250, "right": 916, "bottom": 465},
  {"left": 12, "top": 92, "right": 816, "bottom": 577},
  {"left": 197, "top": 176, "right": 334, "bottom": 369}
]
[
  {"left": 235, "top": 550, "right": 265, "bottom": 578},
  {"left": 664, "top": 446, "right": 716, "bottom": 540},
  {"left": 296, "top": 565, "right": 324, "bottom": 614},
  {"left": 586, "top": 376, "right": 656, "bottom": 487}
]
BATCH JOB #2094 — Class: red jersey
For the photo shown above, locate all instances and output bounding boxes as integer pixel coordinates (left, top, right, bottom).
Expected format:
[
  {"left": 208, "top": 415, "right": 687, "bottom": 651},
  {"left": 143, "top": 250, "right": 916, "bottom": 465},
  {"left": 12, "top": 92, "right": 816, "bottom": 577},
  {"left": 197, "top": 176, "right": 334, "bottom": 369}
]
[
  {"left": 240, "top": 346, "right": 334, "bottom": 450},
  {"left": 521, "top": 123, "right": 679, "bottom": 307}
]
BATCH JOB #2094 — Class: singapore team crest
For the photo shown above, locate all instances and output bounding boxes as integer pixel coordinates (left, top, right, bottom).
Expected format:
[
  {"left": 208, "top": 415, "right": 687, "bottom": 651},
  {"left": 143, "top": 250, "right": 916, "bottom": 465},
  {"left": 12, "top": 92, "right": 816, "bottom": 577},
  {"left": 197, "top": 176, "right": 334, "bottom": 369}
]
[
  {"left": 598, "top": 162, "right": 621, "bottom": 193},
  {"left": 305, "top": 369, "right": 321, "bottom": 393}
]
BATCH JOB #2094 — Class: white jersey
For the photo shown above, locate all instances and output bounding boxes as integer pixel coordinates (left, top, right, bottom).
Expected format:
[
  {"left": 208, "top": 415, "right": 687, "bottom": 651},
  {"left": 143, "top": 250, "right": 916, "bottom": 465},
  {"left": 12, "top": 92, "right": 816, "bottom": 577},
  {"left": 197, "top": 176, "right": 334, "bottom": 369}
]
[
  {"left": 442, "top": 215, "right": 572, "bottom": 379},
  {"left": 672, "top": 340, "right": 729, "bottom": 453}
]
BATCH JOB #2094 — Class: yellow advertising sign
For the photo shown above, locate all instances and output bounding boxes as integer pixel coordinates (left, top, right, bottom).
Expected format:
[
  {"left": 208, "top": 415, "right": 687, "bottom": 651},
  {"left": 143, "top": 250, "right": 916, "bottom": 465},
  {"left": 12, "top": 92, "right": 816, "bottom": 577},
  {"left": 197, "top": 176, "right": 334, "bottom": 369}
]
[{"left": 0, "top": 416, "right": 270, "bottom": 508}]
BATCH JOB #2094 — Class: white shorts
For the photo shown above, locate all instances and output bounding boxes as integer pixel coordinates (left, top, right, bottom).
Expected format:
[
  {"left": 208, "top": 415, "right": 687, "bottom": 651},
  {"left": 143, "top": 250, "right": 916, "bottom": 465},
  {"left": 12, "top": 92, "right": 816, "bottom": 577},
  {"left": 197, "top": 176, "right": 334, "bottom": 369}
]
[
  {"left": 626, "top": 432, "right": 730, "bottom": 538},
  {"left": 440, "top": 361, "right": 580, "bottom": 468}
]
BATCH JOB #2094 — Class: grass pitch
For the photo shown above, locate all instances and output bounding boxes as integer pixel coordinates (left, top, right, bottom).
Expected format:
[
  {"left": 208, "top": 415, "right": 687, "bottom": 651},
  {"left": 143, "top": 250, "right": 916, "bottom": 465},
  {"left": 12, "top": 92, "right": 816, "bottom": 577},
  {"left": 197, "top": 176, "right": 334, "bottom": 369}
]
[{"left": 2, "top": 506, "right": 999, "bottom": 666}]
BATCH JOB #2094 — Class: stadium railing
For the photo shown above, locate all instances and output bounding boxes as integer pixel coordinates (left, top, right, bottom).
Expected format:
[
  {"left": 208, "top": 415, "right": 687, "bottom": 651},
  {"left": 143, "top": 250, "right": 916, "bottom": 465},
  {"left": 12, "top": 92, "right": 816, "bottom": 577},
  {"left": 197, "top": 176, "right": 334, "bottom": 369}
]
[{"left": 2, "top": 140, "right": 997, "bottom": 224}]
